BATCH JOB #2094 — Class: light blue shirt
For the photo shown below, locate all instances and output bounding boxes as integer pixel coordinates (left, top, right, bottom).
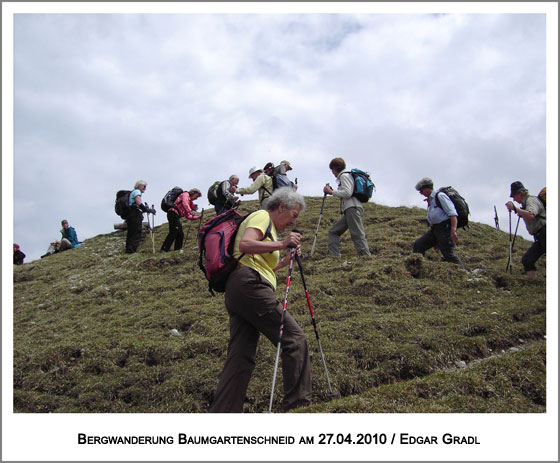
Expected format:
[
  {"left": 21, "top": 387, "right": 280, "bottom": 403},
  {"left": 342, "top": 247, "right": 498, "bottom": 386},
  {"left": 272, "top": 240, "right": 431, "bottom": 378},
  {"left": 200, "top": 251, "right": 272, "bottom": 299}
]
[
  {"left": 129, "top": 189, "right": 142, "bottom": 206},
  {"left": 426, "top": 190, "right": 457, "bottom": 225}
]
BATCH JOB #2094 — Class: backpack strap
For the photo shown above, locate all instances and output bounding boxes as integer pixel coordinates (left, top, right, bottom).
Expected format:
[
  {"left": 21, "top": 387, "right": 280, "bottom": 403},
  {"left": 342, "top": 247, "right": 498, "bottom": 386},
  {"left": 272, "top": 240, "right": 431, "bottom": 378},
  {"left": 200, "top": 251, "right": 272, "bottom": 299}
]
[{"left": 239, "top": 217, "right": 274, "bottom": 265}]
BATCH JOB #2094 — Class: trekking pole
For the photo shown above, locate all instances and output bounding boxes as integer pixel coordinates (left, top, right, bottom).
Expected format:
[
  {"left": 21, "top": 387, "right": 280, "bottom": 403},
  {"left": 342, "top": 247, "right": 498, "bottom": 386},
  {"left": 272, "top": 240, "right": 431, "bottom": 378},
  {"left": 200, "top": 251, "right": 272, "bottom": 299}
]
[
  {"left": 151, "top": 204, "right": 156, "bottom": 253},
  {"left": 310, "top": 185, "right": 329, "bottom": 256},
  {"left": 268, "top": 246, "right": 297, "bottom": 413},
  {"left": 196, "top": 208, "right": 205, "bottom": 238},
  {"left": 511, "top": 215, "right": 521, "bottom": 255},
  {"left": 494, "top": 206, "right": 500, "bottom": 230},
  {"left": 145, "top": 202, "right": 155, "bottom": 254},
  {"left": 185, "top": 220, "right": 192, "bottom": 242},
  {"left": 506, "top": 210, "right": 513, "bottom": 273},
  {"left": 294, "top": 253, "right": 337, "bottom": 399}
]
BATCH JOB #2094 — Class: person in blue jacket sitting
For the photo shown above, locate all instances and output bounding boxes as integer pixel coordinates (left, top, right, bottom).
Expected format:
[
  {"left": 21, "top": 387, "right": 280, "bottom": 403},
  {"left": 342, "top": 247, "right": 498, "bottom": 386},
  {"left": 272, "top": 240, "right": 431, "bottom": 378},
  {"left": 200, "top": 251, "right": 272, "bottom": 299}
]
[{"left": 59, "top": 219, "right": 82, "bottom": 251}]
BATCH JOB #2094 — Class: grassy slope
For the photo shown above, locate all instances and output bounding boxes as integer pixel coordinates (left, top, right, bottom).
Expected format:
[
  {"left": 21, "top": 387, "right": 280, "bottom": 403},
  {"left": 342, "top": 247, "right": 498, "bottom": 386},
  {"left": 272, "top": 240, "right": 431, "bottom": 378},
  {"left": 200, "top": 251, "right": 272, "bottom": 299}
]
[{"left": 13, "top": 197, "right": 546, "bottom": 413}]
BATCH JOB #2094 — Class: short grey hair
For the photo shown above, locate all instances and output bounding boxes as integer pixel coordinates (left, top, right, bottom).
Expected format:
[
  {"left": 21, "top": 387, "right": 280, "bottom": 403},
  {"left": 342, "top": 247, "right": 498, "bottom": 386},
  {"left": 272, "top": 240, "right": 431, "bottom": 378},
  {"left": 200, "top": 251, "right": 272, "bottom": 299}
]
[
  {"left": 134, "top": 180, "right": 147, "bottom": 189},
  {"left": 229, "top": 175, "right": 239, "bottom": 183},
  {"left": 267, "top": 187, "right": 306, "bottom": 212},
  {"left": 415, "top": 177, "right": 433, "bottom": 191}
]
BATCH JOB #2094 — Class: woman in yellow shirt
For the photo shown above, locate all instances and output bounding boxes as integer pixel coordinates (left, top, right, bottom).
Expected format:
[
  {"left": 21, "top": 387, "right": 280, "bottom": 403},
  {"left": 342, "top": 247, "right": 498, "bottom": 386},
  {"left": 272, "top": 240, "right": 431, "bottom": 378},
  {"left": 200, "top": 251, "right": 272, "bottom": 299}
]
[{"left": 209, "top": 188, "right": 311, "bottom": 413}]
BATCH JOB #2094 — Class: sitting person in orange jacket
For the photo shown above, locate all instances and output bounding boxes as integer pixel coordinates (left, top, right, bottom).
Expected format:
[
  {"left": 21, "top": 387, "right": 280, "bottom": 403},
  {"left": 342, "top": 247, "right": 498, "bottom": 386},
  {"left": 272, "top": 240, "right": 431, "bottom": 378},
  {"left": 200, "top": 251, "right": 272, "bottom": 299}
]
[{"left": 161, "top": 188, "right": 202, "bottom": 252}]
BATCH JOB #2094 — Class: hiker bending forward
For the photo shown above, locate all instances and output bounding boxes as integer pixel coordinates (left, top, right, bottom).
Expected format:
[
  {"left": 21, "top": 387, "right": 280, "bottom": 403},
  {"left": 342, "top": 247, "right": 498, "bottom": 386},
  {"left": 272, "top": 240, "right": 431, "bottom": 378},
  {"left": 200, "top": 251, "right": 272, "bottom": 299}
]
[
  {"left": 413, "top": 177, "right": 464, "bottom": 268},
  {"left": 209, "top": 188, "right": 312, "bottom": 413},
  {"left": 161, "top": 189, "right": 201, "bottom": 252},
  {"left": 505, "top": 181, "right": 546, "bottom": 278},
  {"left": 236, "top": 167, "right": 274, "bottom": 210}
]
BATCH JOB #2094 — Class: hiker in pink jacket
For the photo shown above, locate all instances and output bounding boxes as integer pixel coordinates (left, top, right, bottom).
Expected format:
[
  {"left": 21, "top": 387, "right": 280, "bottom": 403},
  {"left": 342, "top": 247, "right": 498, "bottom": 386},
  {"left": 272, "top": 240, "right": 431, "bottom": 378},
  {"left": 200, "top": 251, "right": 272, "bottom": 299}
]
[{"left": 161, "top": 188, "right": 202, "bottom": 252}]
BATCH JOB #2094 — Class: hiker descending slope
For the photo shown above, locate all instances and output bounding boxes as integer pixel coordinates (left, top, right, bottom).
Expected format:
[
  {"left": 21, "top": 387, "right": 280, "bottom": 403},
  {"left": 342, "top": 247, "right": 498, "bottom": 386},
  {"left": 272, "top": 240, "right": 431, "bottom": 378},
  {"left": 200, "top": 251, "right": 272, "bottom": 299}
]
[
  {"left": 413, "top": 177, "right": 465, "bottom": 268},
  {"left": 236, "top": 166, "right": 273, "bottom": 210},
  {"left": 505, "top": 181, "right": 546, "bottom": 278},
  {"left": 208, "top": 175, "right": 240, "bottom": 215},
  {"left": 125, "top": 180, "right": 155, "bottom": 254},
  {"left": 209, "top": 188, "right": 311, "bottom": 413},
  {"left": 161, "top": 188, "right": 202, "bottom": 252},
  {"left": 323, "top": 157, "right": 372, "bottom": 258}
]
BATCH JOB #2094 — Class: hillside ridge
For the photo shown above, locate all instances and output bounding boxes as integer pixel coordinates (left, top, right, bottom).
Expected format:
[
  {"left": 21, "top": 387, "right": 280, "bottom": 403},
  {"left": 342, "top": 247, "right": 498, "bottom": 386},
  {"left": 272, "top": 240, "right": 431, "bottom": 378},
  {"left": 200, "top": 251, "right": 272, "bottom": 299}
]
[{"left": 13, "top": 197, "right": 546, "bottom": 413}]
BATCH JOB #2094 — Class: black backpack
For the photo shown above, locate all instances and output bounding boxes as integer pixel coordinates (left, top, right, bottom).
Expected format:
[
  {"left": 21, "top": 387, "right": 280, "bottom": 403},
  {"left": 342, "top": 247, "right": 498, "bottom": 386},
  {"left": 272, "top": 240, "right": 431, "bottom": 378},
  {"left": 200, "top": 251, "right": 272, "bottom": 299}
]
[
  {"left": 161, "top": 187, "right": 183, "bottom": 212},
  {"left": 435, "top": 186, "right": 470, "bottom": 229},
  {"left": 207, "top": 181, "right": 223, "bottom": 206},
  {"left": 115, "top": 190, "right": 131, "bottom": 219},
  {"left": 263, "top": 163, "right": 278, "bottom": 190}
]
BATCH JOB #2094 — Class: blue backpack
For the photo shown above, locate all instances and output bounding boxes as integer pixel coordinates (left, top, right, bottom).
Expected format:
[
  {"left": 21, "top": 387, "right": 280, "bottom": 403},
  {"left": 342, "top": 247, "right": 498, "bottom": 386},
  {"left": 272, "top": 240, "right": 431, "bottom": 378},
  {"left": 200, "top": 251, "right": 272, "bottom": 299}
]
[{"left": 348, "top": 169, "right": 375, "bottom": 202}]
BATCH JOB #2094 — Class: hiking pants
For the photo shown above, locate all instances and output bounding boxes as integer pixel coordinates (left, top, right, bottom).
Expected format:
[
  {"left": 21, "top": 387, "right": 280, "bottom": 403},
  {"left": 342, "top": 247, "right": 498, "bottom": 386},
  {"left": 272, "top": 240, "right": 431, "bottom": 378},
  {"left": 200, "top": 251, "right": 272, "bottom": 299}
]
[
  {"left": 125, "top": 209, "right": 143, "bottom": 253},
  {"left": 413, "top": 221, "right": 465, "bottom": 268},
  {"left": 522, "top": 225, "right": 546, "bottom": 272},
  {"left": 215, "top": 202, "right": 232, "bottom": 215},
  {"left": 161, "top": 211, "right": 184, "bottom": 252},
  {"left": 328, "top": 207, "right": 371, "bottom": 257},
  {"left": 209, "top": 266, "right": 312, "bottom": 413}
]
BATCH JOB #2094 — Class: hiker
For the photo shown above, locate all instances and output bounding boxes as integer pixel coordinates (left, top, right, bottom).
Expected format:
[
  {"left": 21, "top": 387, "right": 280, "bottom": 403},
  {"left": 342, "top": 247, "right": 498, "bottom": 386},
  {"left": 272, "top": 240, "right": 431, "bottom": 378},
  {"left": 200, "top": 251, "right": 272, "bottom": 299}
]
[
  {"left": 323, "top": 157, "right": 371, "bottom": 258},
  {"left": 13, "top": 244, "right": 25, "bottom": 265},
  {"left": 264, "top": 161, "right": 298, "bottom": 191},
  {"left": 275, "top": 160, "right": 297, "bottom": 190},
  {"left": 505, "top": 181, "right": 546, "bottom": 278},
  {"left": 214, "top": 175, "right": 240, "bottom": 215},
  {"left": 209, "top": 188, "right": 311, "bottom": 413},
  {"left": 161, "top": 188, "right": 202, "bottom": 252},
  {"left": 125, "top": 180, "right": 154, "bottom": 254},
  {"left": 413, "top": 177, "right": 465, "bottom": 268},
  {"left": 60, "top": 220, "right": 81, "bottom": 250},
  {"left": 236, "top": 166, "right": 273, "bottom": 210}
]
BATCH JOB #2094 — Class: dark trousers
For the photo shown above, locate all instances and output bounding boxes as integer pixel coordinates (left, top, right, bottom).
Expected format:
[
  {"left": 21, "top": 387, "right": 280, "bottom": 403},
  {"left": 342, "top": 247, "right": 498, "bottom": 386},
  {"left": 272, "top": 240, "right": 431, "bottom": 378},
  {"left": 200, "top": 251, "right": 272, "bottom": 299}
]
[
  {"left": 209, "top": 266, "right": 312, "bottom": 413},
  {"left": 214, "top": 202, "right": 232, "bottom": 216},
  {"left": 522, "top": 226, "right": 546, "bottom": 271},
  {"left": 125, "top": 209, "right": 143, "bottom": 253},
  {"left": 413, "top": 221, "right": 464, "bottom": 268},
  {"left": 161, "top": 211, "right": 184, "bottom": 251}
]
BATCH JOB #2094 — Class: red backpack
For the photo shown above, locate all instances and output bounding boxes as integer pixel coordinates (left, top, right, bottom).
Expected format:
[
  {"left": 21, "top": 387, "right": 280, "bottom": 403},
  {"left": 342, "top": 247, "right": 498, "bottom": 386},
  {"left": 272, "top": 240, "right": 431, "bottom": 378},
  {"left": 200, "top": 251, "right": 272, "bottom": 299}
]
[{"left": 197, "top": 209, "right": 272, "bottom": 295}]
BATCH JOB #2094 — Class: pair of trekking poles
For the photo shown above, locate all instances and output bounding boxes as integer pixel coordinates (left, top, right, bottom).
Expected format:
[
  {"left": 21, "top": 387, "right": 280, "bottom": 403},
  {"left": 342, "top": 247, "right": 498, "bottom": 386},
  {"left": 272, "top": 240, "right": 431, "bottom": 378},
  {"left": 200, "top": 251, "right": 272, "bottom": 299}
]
[
  {"left": 268, "top": 234, "right": 337, "bottom": 413},
  {"left": 185, "top": 208, "right": 205, "bottom": 242}
]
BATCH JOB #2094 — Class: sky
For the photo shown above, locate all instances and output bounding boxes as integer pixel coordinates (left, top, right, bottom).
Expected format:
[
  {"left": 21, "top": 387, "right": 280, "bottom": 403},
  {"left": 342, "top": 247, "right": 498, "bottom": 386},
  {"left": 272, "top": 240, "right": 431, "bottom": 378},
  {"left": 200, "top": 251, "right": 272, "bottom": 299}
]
[
  {"left": 7, "top": 8, "right": 552, "bottom": 262},
  {"left": 2, "top": 3, "right": 558, "bottom": 461}
]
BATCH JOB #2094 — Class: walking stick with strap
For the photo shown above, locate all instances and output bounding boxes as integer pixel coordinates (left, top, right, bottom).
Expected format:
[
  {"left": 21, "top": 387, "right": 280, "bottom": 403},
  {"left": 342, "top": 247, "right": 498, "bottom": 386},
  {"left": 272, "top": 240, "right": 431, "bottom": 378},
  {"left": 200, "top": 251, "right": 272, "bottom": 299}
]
[
  {"left": 268, "top": 247, "right": 297, "bottom": 413},
  {"left": 196, "top": 208, "right": 205, "bottom": 238},
  {"left": 311, "top": 185, "right": 329, "bottom": 256},
  {"left": 506, "top": 210, "right": 513, "bottom": 273},
  {"left": 145, "top": 202, "right": 155, "bottom": 254},
  {"left": 295, "top": 253, "right": 337, "bottom": 399}
]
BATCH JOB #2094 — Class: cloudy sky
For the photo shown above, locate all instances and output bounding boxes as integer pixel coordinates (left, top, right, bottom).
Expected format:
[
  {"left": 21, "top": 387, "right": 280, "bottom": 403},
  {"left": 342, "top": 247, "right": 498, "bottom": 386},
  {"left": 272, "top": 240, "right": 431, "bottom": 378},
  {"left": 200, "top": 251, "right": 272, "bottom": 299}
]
[{"left": 7, "top": 8, "right": 552, "bottom": 262}]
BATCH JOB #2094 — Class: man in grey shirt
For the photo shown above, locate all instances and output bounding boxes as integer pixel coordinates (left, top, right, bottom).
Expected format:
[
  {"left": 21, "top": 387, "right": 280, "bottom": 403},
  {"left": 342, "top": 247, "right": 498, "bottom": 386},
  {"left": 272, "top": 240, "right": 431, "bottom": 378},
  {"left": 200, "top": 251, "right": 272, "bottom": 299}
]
[
  {"left": 505, "top": 181, "right": 546, "bottom": 278},
  {"left": 323, "top": 157, "right": 371, "bottom": 258}
]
